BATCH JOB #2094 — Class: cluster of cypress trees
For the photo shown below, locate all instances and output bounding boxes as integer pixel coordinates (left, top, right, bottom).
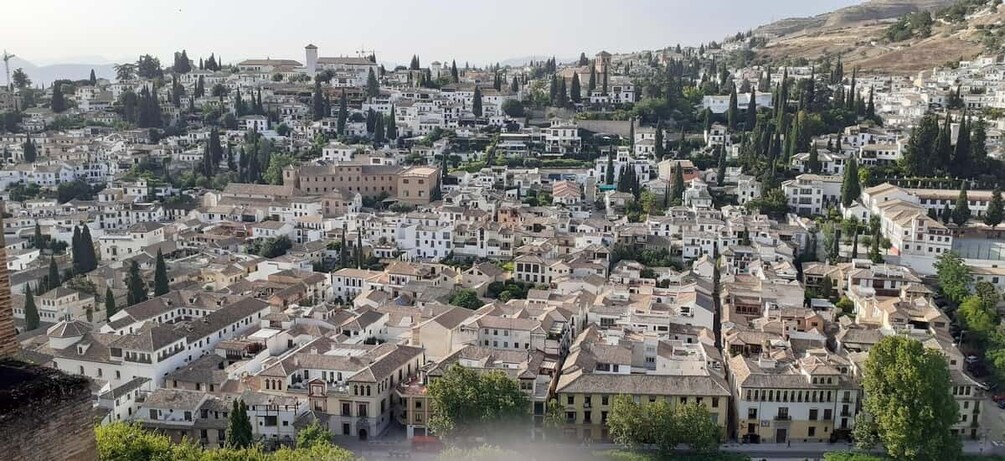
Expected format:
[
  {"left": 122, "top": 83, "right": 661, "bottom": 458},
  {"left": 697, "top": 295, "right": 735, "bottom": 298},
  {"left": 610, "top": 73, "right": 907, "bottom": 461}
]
[{"left": 71, "top": 225, "right": 98, "bottom": 274}]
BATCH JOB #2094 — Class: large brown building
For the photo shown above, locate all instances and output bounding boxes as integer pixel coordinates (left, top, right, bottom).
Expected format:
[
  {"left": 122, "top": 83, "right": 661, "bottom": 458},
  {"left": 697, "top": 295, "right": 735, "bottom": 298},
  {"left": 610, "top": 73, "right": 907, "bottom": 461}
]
[
  {"left": 283, "top": 164, "right": 439, "bottom": 206},
  {"left": 0, "top": 206, "right": 14, "bottom": 360}
]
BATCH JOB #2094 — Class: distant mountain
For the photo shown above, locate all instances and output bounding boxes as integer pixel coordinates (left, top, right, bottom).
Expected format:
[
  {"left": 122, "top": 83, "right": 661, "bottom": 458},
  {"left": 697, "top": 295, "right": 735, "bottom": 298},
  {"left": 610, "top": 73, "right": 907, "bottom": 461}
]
[
  {"left": 500, "top": 56, "right": 578, "bottom": 67},
  {"left": 5, "top": 57, "right": 117, "bottom": 86}
]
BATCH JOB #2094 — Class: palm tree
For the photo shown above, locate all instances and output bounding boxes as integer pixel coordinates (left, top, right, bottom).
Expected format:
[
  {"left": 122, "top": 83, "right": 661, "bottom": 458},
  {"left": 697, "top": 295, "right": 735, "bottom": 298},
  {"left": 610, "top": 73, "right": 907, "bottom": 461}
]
[{"left": 113, "top": 63, "right": 137, "bottom": 81}]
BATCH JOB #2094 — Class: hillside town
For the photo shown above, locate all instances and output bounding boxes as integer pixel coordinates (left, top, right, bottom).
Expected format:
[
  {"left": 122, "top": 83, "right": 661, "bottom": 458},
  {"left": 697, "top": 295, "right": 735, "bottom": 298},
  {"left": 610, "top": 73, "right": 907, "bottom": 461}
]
[{"left": 3, "top": 4, "right": 1005, "bottom": 460}]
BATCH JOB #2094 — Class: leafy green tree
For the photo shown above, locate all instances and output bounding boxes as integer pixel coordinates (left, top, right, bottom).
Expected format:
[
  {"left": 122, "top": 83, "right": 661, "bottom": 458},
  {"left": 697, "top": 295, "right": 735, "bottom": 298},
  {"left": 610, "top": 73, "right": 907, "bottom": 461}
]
[
  {"left": 935, "top": 251, "right": 971, "bottom": 306},
  {"left": 114, "top": 63, "right": 137, "bottom": 81},
  {"left": 449, "top": 288, "right": 482, "bottom": 309},
  {"left": 607, "top": 395, "right": 720, "bottom": 455},
  {"left": 958, "top": 295, "right": 997, "bottom": 342},
  {"left": 427, "top": 364, "right": 528, "bottom": 438},
  {"left": 24, "top": 287, "right": 39, "bottom": 331},
  {"left": 154, "top": 249, "right": 169, "bottom": 296},
  {"left": 840, "top": 159, "right": 860, "bottom": 207},
  {"left": 951, "top": 183, "right": 971, "bottom": 226},
  {"left": 136, "top": 54, "right": 163, "bottom": 79},
  {"left": 104, "top": 286, "right": 117, "bottom": 320},
  {"left": 125, "top": 260, "right": 148, "bottom": 306},
  {"left": 985, "top": 187, "right": 1003, "bottom": 229},
  {"left": 96, "top": 423, "right": 175, "bottom": 461},
  {"left": 858, "top": 336, "right": 960, "bottom": 461},
  {"left": 296, "top": 420, "right": 333, "bottom": 449}
]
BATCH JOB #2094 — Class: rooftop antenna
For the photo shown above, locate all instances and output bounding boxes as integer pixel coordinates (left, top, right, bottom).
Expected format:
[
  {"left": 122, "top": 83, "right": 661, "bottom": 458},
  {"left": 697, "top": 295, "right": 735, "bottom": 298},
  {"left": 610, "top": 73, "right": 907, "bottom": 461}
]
[{"left": 2, "top": 50, "right": 14, "bottom": 91}]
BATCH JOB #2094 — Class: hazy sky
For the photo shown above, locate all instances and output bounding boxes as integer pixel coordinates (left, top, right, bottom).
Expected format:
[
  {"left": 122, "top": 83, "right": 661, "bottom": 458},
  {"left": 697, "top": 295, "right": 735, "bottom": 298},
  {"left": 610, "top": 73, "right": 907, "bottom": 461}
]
[{"left": 4, "top": 0, "right": 862, "bottom": 67}]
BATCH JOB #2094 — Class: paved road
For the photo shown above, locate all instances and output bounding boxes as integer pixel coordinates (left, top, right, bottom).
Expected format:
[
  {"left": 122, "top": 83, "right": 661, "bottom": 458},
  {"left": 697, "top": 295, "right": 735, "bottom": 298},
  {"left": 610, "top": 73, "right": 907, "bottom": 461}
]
[{"left": 342, "top": 439, "right": 1005, "bottom": 461}]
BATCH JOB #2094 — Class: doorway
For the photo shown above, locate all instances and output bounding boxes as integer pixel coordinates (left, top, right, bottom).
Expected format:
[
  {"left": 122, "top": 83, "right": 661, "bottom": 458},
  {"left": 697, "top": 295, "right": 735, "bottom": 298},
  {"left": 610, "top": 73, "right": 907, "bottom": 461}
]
[{"left": 775, "top": 428, "right": 787, "bottom": 443}]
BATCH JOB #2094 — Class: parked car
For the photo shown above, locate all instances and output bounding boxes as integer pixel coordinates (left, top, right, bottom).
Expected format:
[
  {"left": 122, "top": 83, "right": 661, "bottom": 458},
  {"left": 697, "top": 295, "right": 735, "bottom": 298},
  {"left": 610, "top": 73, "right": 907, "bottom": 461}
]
[{"left": 996, "top": 400, "right": 1005, "bottom": 410}]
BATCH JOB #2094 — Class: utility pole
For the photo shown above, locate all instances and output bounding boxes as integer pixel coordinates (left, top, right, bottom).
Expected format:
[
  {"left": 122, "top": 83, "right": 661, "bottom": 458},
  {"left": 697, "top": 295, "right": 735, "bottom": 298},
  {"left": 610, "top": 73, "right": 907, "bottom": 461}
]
[{"left": 2, "top": 50, "right": 14, "bottom": 91}]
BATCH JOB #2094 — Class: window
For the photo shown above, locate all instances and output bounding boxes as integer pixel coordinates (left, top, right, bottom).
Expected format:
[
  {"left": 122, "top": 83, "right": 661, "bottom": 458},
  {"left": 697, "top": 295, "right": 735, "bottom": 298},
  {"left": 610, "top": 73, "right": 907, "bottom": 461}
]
[
  {"left": 808, "top": 426, "right": 816, "bottom": 437},
  {"left": 809, "top": 409, "right": 818, "bottom": 420},
  {"left": 264, "top": 416, "right": 277, "bottom": 426},
  {"left": 747, "top": 408, "right": 757, "bottom": 419},
  {"left": 567, "top": 395, "right": 574, "bottom": 405}
]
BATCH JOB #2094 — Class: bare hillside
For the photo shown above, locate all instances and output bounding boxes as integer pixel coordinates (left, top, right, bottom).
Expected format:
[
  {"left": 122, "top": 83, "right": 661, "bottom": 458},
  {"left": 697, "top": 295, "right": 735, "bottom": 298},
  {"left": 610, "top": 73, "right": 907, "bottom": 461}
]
[{"left": 752, "top": 0, "right": 995, "bottom": 74}]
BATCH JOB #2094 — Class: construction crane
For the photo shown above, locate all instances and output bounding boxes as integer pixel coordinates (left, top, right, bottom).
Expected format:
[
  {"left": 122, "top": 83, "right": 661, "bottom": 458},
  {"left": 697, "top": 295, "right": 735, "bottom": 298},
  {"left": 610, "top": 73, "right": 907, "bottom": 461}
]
[{"left": 2, "top": 50, "right": 14, "bottom": 91}]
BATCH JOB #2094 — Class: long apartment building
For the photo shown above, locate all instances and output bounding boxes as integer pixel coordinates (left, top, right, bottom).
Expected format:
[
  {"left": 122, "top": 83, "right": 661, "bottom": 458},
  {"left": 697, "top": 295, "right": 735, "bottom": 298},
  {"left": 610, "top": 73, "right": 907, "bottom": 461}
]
[{"left": 282, "top": 164, "right": 439, "bottom": 206}]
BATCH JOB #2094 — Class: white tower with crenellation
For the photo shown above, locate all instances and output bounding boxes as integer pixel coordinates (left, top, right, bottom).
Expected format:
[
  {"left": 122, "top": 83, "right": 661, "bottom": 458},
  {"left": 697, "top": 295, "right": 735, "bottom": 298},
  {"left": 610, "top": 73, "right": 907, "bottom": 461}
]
[{"left": 305, "top": 44, "right": 318, "bottom": 78}]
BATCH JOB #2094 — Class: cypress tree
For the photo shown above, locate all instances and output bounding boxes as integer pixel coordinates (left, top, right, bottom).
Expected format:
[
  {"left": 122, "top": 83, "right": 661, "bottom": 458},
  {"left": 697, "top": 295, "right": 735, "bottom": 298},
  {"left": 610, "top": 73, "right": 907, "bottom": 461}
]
[
  {"left": 356, "top": 231, "right": 364, "bottom": 269},
  {"left": 746, "top": 88, "right": 757, "bottom": 131},
  {"left": 952, "top": 114, "right": 971, "bottom": 178},
  {"left": 89, "top": 69, "right": 97, "bottom": 86},
  {"left": 373, "top": 115, "right": 385, "bottom": 145},
  {"left": 228, "top": 400, "right": 252, "bottom": 448},
  {"left": 24, "top": 287, "right": 39, "bottom": 331},
  {"left": 605, "top": 151, "right": 615, "bottom": 185},
  {"left": 654, "top": 121, "right": 664, "bottom": 160},
  {"left": 570, "top": 73, "right": 582, "bottom": 104},
  {"left": 866, "top": 87, "right": 875, "bottom": 118},
  {"left": 50, "top": 83, "right": 66, "bottom": 113},
  {"left": 952, "top": 183, "right": 971, "bottom": 226},
  {"left": 80, "top": 225, "right": 97, "bottom": 272},
  {"left": 387, "top": 106, "right": 398, "bottom": 141},
  {"left": 985, "top": 188, "right": 1003, "bottom": 229},
  {"left": 22, "top": 135, "right": 37, "bottom": 163},
  {"left": 942, "top": 202, "right": 953, "bottom": 225},
  {"left": 472, "top": 86, "right": 483, "bottom": 117},
  {"left": 807, "top": 144, "right": 822, "bottom": 174},
  {"left": 716, "top": 146, "right": 727, "bottom": 187},
  {"left": 71, "top": 226, "right": 82, "bottom": 273},
  {"left": 450, "top": 60, "right": 459, "bottom": 83},
  {"left": 126, "top": 260, "right": 148, "bottom": 306},
  {"left": 337, "top": 90, "right": 348, "bottom": 136},
  {"left": 104, "top": 286, "right": 117, "bottom": 320},
  {"left": 510, "top": 77, "right": 519, "bottom": 93},
  {"left": 727, "top": 83, "right": 739, "bottom": 131},
  {"left": 366, "top": 68, "right": 379, "bottom": 99},
  {"left": 48, "top": 256, "right": 60, "bottom": 291},
  {"left": 841, "top": 159, "right": 860, "bottom": 207},
  {"left": 312, "top": 80, "right": 324, "bottom": 121},
  {"left": 33, "top": 223, "right": 44, "bottom": 250},
  {"left": 935, "top": 114, "right": 953, "bottom": 173},
  {"left": 588, "top": 65, "right": 597, "bottom": 93},
  {"left": 154, "top": 249, "right": 169, "bottom": 296},
  {"left": 671, "top": 166, "right": 685, "bottom": 207}
]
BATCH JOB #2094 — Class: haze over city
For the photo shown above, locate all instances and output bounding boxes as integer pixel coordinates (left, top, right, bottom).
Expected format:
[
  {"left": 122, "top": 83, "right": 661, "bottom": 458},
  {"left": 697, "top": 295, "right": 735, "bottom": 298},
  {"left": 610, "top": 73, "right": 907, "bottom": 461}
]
[{"left": 2, "top": 0, "right": 859, "bottom": 66}]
